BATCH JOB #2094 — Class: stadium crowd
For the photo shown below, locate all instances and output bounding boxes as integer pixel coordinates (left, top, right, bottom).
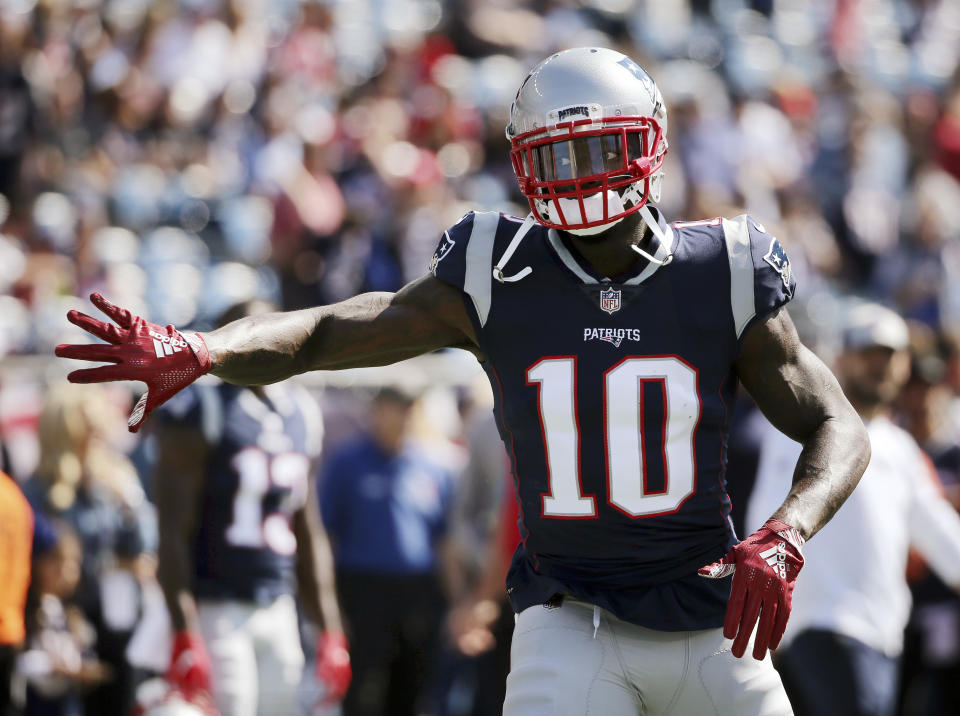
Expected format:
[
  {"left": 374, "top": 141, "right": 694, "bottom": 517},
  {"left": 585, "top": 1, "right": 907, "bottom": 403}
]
[{"left": 2, "top": 0, "right": 960, "bottom": 714}]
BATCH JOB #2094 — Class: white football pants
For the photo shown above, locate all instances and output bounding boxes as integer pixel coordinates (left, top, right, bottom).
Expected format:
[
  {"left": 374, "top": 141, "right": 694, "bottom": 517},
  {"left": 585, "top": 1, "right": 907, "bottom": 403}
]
[
  {"left": 197, "top": 594, "right": 305, "bottom": 716},
  {"left": 503, "top": 597, "right": 793, "bottom": 716}
]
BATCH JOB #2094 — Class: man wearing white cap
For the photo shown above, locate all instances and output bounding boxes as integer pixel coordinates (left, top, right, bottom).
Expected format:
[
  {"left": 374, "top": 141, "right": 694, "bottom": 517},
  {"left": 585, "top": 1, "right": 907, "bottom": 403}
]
[{"left": 746, "top": 303, "right": 960, "bottom": 716}]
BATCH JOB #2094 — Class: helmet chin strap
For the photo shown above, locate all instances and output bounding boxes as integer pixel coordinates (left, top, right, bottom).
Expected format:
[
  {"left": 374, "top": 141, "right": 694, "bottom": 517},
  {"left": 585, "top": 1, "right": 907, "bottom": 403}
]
[
  {"left": 629, "top": 204, "right": 673, "bottom": 266},
  {"left": 492, "top": 214, "right": 536, "bottom": 283},
  {"left": 548, "top": 183, "right": 674, "bottom": 267},
  {"left": 503, "top": 188, "right": 672, "bottom": 284}
]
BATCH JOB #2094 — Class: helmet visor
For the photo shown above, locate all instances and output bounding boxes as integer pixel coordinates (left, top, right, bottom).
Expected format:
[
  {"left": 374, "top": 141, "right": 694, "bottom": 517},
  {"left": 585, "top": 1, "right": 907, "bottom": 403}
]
[{"left": 529, "top": 132, "right": 645, "bottom": 183}]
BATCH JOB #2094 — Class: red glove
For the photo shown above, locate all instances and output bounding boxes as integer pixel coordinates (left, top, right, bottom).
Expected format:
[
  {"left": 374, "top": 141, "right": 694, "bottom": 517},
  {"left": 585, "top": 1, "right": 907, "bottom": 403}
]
[
  {"left": 55, "top": 293, "right": 211, "bottom": 433},
  {"left": 316, "top": 631, "right": 351, "bottom": 704},
  {"left": 698, "top": 519, "right": 804, "bottom": 660},
  {"left": 166, "top": 630, "right": 213, "bottom": 698}
]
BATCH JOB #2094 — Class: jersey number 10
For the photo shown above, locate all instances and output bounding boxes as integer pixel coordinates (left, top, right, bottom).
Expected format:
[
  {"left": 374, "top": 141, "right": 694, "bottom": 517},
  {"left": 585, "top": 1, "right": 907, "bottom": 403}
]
[{"left": 528, "top": 356, "right": 700, "bottom": 518}]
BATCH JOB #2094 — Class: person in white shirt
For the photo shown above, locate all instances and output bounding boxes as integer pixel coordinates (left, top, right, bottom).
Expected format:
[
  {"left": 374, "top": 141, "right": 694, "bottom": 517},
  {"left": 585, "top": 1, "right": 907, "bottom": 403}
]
[{"left": 746, "top": 302, "right": 960, "bottom": 716}]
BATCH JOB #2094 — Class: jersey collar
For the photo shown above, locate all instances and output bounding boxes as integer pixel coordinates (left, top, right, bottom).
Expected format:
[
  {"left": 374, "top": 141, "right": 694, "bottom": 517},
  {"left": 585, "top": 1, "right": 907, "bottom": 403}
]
[{"left": 545, "top": 207, "right": 674, "bottom": 285}]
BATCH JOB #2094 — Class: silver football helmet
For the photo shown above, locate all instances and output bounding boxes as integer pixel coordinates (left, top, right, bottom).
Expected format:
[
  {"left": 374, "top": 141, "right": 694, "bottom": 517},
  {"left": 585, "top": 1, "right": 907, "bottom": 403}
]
[{"left": 506, "top": 47, "right": 668, "bottom": 236}]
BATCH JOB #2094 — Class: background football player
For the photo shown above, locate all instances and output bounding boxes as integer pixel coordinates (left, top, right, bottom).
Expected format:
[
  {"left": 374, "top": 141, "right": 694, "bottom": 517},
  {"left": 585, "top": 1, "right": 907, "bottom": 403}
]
[
  {"left": 58, "top": 48, "right": 871, "bottom": 715},
  {"left": 152, "top": 300, "right": 350, "bottom": 716}
]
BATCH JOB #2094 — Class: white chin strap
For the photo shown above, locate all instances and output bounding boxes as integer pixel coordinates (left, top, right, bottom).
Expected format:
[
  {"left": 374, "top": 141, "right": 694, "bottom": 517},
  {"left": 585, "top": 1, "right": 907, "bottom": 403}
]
[
  {"left": 629, "top": 203, "right": 673, "bottom": 266},
  {"left": 547, "top": 190, "right": 626, "bottom": 236},
  {"left": 493, "top": 199, "right": 673, "bottom": 285}
]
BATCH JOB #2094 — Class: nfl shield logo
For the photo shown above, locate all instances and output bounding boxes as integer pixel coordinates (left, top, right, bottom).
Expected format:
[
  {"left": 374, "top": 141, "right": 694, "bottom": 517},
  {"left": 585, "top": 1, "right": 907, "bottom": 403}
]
[{"left": 600, "top": 287, "right": 621, "bottom": 314}]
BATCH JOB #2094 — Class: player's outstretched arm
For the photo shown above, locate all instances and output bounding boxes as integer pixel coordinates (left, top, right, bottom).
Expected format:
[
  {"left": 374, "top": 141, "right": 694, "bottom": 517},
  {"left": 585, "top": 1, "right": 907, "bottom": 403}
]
[
  {"left": 207, "top": 273, "right": 479, "bottom": 384},
  {"left": 699, "top": 307, "right": 870, "bottom": 660},
  {"left": 56, "top": 275, "right": 478, "bottom": 430}
]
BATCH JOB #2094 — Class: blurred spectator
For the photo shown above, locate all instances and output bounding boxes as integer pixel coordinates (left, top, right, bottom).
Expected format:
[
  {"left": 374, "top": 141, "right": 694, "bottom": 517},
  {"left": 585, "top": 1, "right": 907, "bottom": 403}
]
[
  {"left": 0, "top": 469, "right": 32, "bottom": 716},
  {"left": 81, "top": 517, "right": 157, "bottom": 716},
  {"left": 319, "top": 385, "right": 455, "bottom": 716},
  {"left": 895, "top": 337, "right": 960, "bottom": 716},
  {"left": 445, "top": 398, "right": 506, "bottom": 604},
  {"left": 16, "top": 521, "right": 111, "bottom": 716},
  {"left": 746, "top": 303, "right": 960, "bottom": 716},
  {"left": 20, "top": 383, "right": 152, "bottom": 618},
  {"left": 152, "top": 300, "right": 348, "bottom": 716},
  {"left": 0, "top": 8, "right": 32, "bottom": 203},
  {"left": 442, "top": 407, "right": 514, "bottom": 716}
]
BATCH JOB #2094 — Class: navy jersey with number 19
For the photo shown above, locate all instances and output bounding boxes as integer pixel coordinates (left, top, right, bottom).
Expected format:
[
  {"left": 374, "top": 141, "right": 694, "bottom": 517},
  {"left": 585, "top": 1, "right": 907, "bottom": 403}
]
[{"left": 430, "top": 208, "right": 795, "bottom": 631}]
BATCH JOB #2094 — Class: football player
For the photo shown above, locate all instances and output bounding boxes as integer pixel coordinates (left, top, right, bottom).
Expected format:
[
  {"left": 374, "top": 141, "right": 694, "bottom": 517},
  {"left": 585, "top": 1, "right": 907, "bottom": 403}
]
[
  {"left": 151, "top": 301, "right": 350, "bottom": 716},
  {"left": 58, "top": 48, "right": 870, "bottom": 715}
]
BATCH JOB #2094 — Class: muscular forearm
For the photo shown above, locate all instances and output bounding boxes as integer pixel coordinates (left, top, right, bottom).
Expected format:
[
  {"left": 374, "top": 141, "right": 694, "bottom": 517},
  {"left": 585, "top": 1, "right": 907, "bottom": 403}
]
[
  {"left": 205, "top": 304, "right": 334, "bottom": 386},
  {"left": 206, "top": 288, "right": 472, "bottom": 386},
  {"left": 770, "top": 414, "right": 870, "bottom": 541}
]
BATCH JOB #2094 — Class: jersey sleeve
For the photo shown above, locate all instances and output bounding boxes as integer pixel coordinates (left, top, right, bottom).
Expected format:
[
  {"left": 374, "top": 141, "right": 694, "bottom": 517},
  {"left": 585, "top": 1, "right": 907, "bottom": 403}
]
[
  {"left": 429, "top": 210, "right": 502, "bottom": 329},
  {"left": 722, "top": 214, "right": 796, "bottom": 340},
  {"left": 429, "top": 212, "right": 476, "bottom": 290}
]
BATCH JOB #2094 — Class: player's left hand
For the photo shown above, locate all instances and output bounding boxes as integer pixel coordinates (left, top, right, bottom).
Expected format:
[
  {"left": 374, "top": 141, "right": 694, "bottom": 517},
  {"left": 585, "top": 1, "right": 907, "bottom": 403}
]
[
  {"left": 698, "top": 518, "right": 804, "bottom": 660},
  {"left": 316, "top": 631, "right": 351, "bottom": 704}
]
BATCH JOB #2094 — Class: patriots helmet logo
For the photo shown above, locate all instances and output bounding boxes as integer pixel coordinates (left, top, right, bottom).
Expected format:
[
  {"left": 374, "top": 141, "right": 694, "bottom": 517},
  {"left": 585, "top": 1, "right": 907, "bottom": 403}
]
[
  {"left": 763, "top": 238, "right": 792, "bottom": 289},
  {"left": 617, "top": 57, "right": 657, "bottom": 106},
  {"left": 600, "top": 287, "right": 621, "bottom": 314}
]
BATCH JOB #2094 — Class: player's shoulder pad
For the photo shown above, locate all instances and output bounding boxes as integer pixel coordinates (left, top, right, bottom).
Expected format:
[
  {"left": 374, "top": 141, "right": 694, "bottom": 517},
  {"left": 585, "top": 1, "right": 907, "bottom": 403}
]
[
  {"left": 429, "top": 210, "right": 512, "bottom": 327},
  {"left": 720, "top": 214, "right": 796, "bottom": 340}
]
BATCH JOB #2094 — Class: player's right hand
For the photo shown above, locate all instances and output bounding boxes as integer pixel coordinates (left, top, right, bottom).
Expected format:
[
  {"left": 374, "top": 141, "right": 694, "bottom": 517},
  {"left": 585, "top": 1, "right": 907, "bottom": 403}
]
[
  {"left": 698, "top": 519, "right": 804, "bottom": 660},
  {"left": 55, "top": 293, "right": 211, "bottom": 433},
  {"left": 166, "top": 630, "right": 213, "bottom": 698}
]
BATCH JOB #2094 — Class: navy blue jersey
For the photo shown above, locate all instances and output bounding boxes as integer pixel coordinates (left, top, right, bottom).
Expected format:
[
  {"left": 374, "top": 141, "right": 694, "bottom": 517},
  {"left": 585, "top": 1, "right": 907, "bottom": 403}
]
[
  {"left": 156, "top": 382, "right": 323, "bottom": 604},
  {"left": 430, "top": 209, "right": 795, "bottom": 630}
]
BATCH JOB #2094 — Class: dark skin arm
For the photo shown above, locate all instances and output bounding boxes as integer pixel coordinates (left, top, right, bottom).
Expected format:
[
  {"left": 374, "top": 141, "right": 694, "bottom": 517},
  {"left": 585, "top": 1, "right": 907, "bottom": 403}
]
[
  {"left": 293, "top": 477, "right": 343, "bottom": 633},
  {"left": 154, "top": 422, "right": 209, "bottom": 632},
  {"left": 735, "top": 308, "right": 871, "bottom": 541},
  {"left": 207, "top": 275, "right": 481, "bottom": 385}
]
